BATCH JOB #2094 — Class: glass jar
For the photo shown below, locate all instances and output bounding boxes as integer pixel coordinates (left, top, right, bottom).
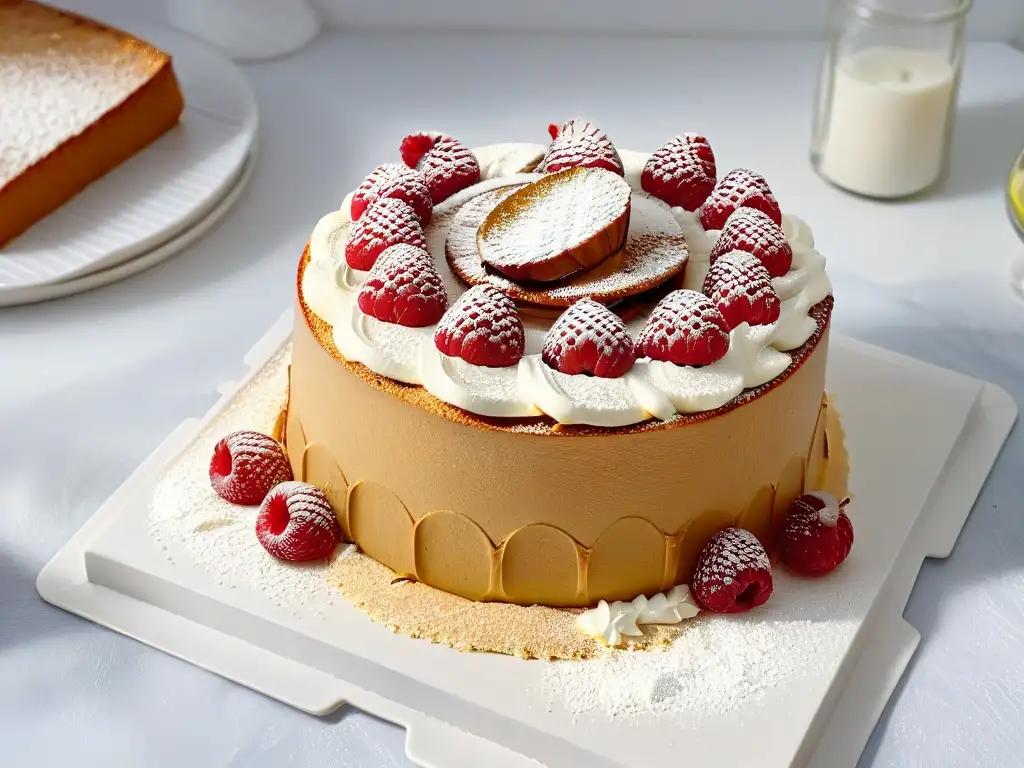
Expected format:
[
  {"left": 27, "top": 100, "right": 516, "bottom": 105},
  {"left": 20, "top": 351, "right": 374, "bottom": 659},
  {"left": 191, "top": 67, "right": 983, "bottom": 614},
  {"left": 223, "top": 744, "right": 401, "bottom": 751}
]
[{"left": 810, "top": 0, "right": 971, "bottom": 199}]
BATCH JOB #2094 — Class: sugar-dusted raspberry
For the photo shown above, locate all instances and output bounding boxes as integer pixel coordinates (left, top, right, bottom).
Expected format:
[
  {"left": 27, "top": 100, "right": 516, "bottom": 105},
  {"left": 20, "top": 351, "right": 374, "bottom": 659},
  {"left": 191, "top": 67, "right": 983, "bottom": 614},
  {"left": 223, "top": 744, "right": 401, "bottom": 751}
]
[
  {"left": 400, "top": 132, "right": 481, "bottom": 204},
  {"left": 636, "top": 289, "right": 731, "bottom": 366},
  {"left": 779, "top": 492, "right": 854, "bottom": 577},
  {"left": 356, "top": 243, "right": 448, "bottom": 327},
  {"left": 702, "top": 250, "right": 782, "bottom": 330},
  {"left": 209, "top": 430, "right": 293, "bottom": 506},
  {"left": 350, "top": 163, "right": 433, "bottom": 226},
  {"left": 434, "top": 285, "right": 524, "bottom": 367},
  {"left": 542, "top": 297, "right": 635, "bottom": 378},
  {"left": 256, "top": 481, "right": 342, "bottom": 561},
  {"left": 709, "top": 207, "right": 793, "bottom": 278},
  {"left": 691, "top": 527, "right": 773, "bottom": 614},
  {"left": 540, "top": 119, "right": 624, "bottom": 175},
  {"left": 641, "top": 134, "right": 717, "bottom": 212},
  {"left": 344, "top": 197, "right": 427, "bottom": 271},
  {"left": 700, "top": 168, "right": 782, "bottom": 230}
]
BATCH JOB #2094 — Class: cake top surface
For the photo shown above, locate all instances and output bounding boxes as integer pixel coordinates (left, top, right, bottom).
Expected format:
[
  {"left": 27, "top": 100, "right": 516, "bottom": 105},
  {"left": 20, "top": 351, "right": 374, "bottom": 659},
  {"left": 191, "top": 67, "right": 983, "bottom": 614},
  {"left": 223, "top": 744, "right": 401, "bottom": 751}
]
[
  {"left": 0, "top": 1, "right": 168, "bottom": 189},
  {"left": 299, "top": 126, "right": 834, "bottom": 429}
]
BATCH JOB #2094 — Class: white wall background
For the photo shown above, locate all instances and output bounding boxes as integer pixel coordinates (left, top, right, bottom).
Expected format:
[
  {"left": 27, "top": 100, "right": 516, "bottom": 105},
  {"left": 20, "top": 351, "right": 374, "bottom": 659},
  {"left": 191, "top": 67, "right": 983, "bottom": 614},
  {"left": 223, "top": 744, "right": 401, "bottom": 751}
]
[
  {"left": 49, "top": 0, "right": 1024, "bottom": 42},
  {"left": 313, "top": 0, "right": 1023, "bottom": 41}
]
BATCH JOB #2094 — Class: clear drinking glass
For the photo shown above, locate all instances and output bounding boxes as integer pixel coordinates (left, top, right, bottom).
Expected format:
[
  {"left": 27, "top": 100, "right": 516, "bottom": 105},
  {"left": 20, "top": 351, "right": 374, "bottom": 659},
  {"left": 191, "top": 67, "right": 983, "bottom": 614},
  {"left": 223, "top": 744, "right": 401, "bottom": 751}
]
[
  {"left": 1008, "top": 148, "right": 1024, "bottom": 300},
  {"left": 811, "top": 0, "right": 971, "bottom": 199}
]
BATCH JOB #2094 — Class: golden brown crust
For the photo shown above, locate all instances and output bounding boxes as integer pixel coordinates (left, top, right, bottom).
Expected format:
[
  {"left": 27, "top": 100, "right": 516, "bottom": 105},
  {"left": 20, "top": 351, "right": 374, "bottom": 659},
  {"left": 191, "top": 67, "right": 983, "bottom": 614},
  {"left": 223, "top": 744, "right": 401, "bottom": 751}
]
[{"left": 0, "top": 2, "right": 185, "bottom": 247}]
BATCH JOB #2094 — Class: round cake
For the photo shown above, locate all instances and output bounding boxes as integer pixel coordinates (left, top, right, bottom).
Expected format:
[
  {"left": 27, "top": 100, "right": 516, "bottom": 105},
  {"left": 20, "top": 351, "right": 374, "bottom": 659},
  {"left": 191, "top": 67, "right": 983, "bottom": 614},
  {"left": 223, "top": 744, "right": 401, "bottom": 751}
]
[{"left": 284, "top": 123, "right": 837, "bottom": 608}]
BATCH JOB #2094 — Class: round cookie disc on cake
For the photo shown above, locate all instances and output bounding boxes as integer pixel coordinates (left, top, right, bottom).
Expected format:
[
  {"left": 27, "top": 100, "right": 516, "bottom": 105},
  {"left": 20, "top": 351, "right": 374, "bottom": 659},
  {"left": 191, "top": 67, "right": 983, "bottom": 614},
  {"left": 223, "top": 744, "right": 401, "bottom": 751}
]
[
  {"left": 448, "top": 185, "right": 689, "bottom": 308},
  {"left": 477, "top": 167, "right": 631, "bottom": 283}
]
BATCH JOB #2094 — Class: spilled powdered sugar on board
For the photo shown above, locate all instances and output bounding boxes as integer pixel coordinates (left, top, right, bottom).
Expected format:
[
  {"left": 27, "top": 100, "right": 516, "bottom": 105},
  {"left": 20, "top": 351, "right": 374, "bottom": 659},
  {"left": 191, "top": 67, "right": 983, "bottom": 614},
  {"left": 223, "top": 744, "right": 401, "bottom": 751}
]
[
  {"left": 542, "top": 577, "right": 858, "bottom": 720},
  {"left": 148, "top": 345, "right": 343, "bottom": 617}
]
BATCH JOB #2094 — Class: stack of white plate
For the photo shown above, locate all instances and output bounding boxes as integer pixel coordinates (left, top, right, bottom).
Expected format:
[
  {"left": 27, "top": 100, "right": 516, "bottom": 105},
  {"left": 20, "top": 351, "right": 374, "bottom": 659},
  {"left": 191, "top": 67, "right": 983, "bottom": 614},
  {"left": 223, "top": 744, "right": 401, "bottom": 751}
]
[{"left": 0, "top": 25, "right": 259, "bottom": 307}]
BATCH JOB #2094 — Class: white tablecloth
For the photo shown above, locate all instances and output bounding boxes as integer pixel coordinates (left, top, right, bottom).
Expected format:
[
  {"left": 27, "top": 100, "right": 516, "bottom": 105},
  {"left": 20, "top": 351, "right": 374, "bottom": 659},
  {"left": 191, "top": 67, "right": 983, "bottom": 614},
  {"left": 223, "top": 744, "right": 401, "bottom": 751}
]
[{"left": 2, "top": 22, "right": 1024, "bottom": 767}]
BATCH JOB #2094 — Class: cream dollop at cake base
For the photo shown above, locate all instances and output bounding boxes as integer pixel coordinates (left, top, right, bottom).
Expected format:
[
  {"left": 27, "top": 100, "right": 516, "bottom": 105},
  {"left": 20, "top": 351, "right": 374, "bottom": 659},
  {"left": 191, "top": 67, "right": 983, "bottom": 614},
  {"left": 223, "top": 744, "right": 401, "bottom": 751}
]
[{"left": 285, "top": 281, "right": 840, "bottom": 607}]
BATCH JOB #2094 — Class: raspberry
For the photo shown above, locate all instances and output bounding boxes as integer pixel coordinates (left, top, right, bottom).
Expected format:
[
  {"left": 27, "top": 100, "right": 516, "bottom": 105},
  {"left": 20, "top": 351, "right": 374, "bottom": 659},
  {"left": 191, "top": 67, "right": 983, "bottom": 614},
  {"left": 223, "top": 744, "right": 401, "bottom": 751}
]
[
  {"left": 256, "top": 481, "right": 342, "bottom": 562},
  {"left": 779, "top": 492, "right": 854, "bottom": 577},
  {"left": 357, "top": 243, "right": 448, "bottom": 327},
  {"left": 691, "top": 527, "right": 773, "bottom": 614},
  {"left": 541, "top": 119, "right": 624, "bottom": 175},
  {"left": 699, "top": 168, "right": 782, "bottom": 230},
  {"left": 344, "top": 198, "right": 426, "bottom": 271},
  {"left": 636, "top": 289, "right": 731, "bottom": 366},
  {"left": 400, "top": 132, "right": 480, "bottom": 203},
  {"left": 209, "top": 430, "right": 293, "bottom": 506},
  {"left": 351, "top": 163, "right": 433, "bottom": 226},
  {"left": 709, "top": 207, "right": 793, "bottom": 278},
  {"left": 702, "top": 250, "right": 781, "bottom": 330},
  {"left": 542, "top": 298, "right": 635, "bottom": 378},
  {"left": 434, "top": 285, "right": 524, "bottom": 367},
  {"left": 641, "top": 134, "right": 717, "bottom": 211}
]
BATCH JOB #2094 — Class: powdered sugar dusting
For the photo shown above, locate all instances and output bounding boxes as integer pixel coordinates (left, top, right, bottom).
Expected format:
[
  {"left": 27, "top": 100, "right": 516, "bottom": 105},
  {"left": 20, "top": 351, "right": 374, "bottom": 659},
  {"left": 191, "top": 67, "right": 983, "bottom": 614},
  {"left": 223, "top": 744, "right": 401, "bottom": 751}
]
[
  {"left": 478, "top": 167, "right": 630, "bottom": 279},
  {"left": 635, "top": 289, "right": 731, "bottom": 366},
  {"left": 211, "top": 430, "right": 292, "bottom": 505},
  {"left": 344, "top": 197, "right": 426, "bottom": 270},
  {"left": 447, "top": 188, "right": 688, "bottom": 305},
  {"left": 149, "top": 343, "right": 858, "bottom": 722},
  {"left": 641, "top": 134, "right": 717, "bottom": 211},
  {"left": 542, "top": 608, "right": 855, "bottom": 720},
  {"left": 256, "top": 481, "right": 340, "bottom": 561},
  {"left": 551, "top": 366, "right": 637, "bottom": 410},
  {"left": 415, "top": 135, "right": 481, "bottom": 203},
  {"left": 709, "top": 207, "right": 793, "bottom": 278},
  {"left": 433, "top": 284, "right": 525, "bottom": 367},
  {"left": 357, "top": 243, "right": 448, "bottom": 327},
  {"left": 452, "top": 356, "right": 522, "bottom": 399},
  {"left": 541, "top": 119, "right": 624, "bottom": 175},
  {"left": 703, "top": 250, "right": 782, "bottom": 329},
  {"left": 352, "top": 163, "right": 433, "bottom": 224},
  {"left": 542, "top": 298, "right": 635, "bottom": 378},
  {"left": 699, "top": 168, "right": 782, "bottom": 230},
  {"left": 360, "top": 314, "right": 433, "bottom": 369},
  {"left": 0, "top": 3, "right": 160, "bottom": 187},
  {"left": 149, "top": 347, "right": 342, "bottom": 615}
]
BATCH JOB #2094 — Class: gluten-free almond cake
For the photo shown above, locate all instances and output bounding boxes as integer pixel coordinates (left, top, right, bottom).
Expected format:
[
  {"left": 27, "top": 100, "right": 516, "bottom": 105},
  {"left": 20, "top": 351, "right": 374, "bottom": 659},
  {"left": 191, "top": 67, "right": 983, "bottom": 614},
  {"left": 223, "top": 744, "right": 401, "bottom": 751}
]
[{"left": 201, "top": 120, "right": 852, "bottom": 652}]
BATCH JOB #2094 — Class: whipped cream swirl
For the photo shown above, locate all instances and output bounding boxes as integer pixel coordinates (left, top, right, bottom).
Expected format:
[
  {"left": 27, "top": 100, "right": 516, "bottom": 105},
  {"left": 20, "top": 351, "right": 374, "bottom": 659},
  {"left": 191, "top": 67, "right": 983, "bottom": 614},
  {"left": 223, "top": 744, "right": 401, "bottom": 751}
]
[
  {"left": 302, "top": 144, "right": 832, "bottom": 427},
  {"left": 576, "top": 585, "right": 702, "bottom": 647}
]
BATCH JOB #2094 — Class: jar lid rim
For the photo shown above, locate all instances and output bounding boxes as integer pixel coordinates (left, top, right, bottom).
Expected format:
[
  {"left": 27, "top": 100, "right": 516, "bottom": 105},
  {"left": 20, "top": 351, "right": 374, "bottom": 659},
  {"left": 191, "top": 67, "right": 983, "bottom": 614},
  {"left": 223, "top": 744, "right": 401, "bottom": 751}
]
[{"left": 851, "top": 0, "right": 972, "bottom": 24}]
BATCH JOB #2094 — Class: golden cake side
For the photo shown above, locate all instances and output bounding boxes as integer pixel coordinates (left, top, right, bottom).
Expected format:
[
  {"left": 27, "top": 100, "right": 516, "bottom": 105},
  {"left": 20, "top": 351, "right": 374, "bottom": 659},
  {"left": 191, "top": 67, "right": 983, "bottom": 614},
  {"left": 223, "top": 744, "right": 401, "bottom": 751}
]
[
  {"left": 0, "top": 1, "right": 185, "bottom": 247},
  {"left": 287, "top": 250, "right": 837, "bottom": 607}
]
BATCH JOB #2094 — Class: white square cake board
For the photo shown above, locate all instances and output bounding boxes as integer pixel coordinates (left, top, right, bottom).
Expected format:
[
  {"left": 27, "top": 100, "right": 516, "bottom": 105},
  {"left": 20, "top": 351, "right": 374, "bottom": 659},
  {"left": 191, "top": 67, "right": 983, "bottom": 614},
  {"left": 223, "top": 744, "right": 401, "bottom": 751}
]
[{"left": 37, "top": 312, "right": 1017, "bottom": 768}]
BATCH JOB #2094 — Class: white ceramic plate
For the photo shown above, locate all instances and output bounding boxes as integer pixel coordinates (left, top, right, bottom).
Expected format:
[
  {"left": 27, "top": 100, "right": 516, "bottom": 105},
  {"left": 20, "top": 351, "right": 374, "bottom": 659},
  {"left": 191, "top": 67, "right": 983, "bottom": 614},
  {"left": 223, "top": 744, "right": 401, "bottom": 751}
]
[
  {"left": 0, "top": 151, "right": 254, "bottom": 308},
  {"left": 0, "top": 23, "right": 257, "bottom": 289}
]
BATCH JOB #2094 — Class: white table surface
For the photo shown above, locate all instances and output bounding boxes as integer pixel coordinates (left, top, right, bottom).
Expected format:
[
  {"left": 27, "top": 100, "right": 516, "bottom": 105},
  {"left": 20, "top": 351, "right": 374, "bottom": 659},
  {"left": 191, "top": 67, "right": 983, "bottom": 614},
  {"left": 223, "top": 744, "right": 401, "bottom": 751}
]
[{"left": 2, "top": 20, "right": 1024, "bottom": 768}]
